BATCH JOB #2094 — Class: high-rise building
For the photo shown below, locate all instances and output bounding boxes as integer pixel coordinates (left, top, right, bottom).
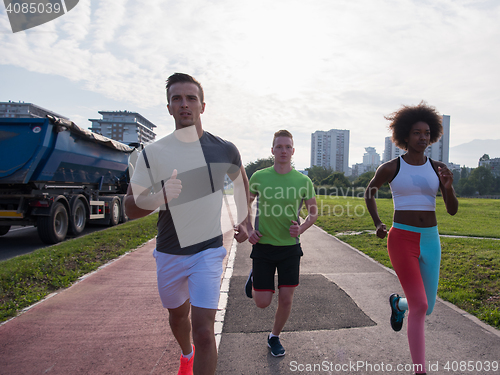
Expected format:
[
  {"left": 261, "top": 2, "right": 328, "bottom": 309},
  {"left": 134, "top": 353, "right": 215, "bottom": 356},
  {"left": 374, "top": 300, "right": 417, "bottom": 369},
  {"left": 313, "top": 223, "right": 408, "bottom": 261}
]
[
  {"left": 310, "top": 129, "right": 349, "bottom": 173},
  {"left": 383, "top": 136, "right": 405, "bottom": 162},
  {"left": 89, "top": 110, "right": 157, "bottom": 145},
  {"left": 425, "top": 115, "right": 450, "bottom": 164},
  {"left": 0, "top": 101, "right": 68, "bottom": 119},
  {"left": 351, "top": 147, "right": 381, "bottom": 177},
  {"left": 363, "top": 147, "right": 381, "bottom": 166}
]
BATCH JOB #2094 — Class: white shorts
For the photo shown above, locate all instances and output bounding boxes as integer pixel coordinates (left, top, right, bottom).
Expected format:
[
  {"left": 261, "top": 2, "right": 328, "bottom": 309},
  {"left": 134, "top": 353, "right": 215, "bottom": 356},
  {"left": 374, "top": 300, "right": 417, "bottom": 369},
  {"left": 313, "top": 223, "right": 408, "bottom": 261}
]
[{"left": 153, "top": 246, "right": 227, "bottom": 310}]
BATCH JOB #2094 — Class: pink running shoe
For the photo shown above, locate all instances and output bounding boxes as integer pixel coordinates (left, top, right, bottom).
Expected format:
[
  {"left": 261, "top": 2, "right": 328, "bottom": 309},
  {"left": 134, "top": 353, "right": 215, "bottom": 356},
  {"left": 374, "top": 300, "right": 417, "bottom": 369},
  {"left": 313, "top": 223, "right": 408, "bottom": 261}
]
[{"left": 177, "top": 345, "right": 195, "bottom": 375}]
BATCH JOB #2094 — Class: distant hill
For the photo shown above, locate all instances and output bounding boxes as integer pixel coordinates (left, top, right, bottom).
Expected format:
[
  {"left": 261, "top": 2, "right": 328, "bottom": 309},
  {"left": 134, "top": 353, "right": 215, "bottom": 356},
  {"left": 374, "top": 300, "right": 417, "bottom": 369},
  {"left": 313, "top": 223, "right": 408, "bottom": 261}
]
[{"left": 449, "top": 139, "right": 500, "bottom": 168}]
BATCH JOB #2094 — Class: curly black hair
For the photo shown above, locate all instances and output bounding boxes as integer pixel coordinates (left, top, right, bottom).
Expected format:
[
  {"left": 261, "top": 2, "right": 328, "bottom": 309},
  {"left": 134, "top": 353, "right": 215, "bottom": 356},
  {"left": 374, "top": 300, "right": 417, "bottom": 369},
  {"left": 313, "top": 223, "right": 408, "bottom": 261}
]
[{"left": 385, "top": 101, "right": 443, "bottom": 150}]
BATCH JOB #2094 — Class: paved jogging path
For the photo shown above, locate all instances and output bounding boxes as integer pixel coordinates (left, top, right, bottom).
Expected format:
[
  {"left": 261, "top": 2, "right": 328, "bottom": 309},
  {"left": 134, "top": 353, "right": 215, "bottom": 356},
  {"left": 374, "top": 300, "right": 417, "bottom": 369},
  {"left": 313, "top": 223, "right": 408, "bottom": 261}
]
[
  {"left": 216, "top": 226, "right": 500, "bottom": 375},
  {"left": 1, "top": 223, "right": 499, "bottom": 374}
]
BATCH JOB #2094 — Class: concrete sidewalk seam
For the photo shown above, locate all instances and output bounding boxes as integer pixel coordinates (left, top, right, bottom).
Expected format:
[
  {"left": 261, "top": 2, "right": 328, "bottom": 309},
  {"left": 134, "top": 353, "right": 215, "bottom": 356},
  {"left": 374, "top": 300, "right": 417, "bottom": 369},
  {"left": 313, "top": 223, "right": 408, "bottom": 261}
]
[{"left": 149, "top": 348, "right": 168, "bottom": 375}]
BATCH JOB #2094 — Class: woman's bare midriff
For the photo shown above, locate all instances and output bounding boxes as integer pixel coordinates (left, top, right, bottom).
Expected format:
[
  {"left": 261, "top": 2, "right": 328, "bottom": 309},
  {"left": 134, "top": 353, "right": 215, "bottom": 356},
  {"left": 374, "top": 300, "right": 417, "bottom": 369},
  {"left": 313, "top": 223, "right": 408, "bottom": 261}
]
[{"left": 393, "top": 210, "right": 437, "bottom": 228}]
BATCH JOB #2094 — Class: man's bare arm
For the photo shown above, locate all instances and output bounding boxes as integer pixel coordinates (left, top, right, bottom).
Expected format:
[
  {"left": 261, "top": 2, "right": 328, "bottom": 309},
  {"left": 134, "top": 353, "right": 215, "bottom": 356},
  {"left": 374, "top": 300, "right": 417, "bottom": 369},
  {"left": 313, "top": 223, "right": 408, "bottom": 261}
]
[
  {"left": 227, "top": 165, "right": 250, "bottom": 242},
  {"left": 124, "top": 170, "right": 182, "bottom": 219}
]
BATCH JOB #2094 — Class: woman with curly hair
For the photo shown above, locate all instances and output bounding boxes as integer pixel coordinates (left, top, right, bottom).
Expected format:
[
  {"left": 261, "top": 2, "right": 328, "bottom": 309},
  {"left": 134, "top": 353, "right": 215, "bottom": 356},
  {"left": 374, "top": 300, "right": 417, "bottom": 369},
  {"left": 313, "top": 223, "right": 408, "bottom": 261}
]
[{"left": 365, "top": 101, "right": 458, "bottom": 374}]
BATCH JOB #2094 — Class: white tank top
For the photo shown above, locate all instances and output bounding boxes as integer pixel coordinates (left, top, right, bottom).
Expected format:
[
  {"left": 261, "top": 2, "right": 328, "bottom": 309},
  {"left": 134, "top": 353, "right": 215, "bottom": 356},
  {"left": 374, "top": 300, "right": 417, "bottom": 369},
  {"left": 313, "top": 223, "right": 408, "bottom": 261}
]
[{"left": 389, "top": 156, "right": 440, "bottom": 211}]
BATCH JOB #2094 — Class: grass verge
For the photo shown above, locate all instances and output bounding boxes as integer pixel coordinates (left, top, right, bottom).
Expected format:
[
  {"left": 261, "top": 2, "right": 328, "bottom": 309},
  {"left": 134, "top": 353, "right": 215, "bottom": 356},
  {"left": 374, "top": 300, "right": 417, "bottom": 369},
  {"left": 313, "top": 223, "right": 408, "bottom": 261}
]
[
  {"left": 0, "top": 214, "right": 158, "bottom": 322},
  {"left": 313, "top": 196, "right": 500, "bottom": 237},
  {"left": 314, "top": 196, "right": 500, "bottom": 330}
]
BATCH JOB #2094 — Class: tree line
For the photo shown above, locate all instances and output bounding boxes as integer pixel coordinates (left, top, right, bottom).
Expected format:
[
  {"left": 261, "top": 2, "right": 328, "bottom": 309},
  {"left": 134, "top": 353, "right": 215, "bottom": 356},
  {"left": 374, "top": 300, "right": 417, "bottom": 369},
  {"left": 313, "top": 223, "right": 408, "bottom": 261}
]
[
  {"left": 244, "top": 155, "right": 500, "bottom": 198},
  {"left": 453, "top": 167, "right": 500, "bottom": 196},
  {"left": 244, "top": 158, "right": 391, "bottom": 198}
]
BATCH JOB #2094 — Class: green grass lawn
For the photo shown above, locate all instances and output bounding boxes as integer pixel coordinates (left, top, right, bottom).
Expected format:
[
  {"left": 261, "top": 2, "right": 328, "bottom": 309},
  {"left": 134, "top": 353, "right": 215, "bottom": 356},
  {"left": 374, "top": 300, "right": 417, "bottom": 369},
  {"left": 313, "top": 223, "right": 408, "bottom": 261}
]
[
  {"left": 312, "top": 196, "right": 500, "bottom": 238},
  {"left": 313, "top": 196, "right": 500, "bottom": 329}
]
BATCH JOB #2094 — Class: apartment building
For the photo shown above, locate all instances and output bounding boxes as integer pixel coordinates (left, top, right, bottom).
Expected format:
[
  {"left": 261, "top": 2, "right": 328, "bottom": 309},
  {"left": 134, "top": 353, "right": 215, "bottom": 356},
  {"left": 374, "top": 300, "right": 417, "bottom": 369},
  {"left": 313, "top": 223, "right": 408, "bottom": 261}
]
[
  {"left": 89, "top": 110, "right": 156, "bottom": 145},
  {"left": 310, "top": 129, "right": 349, "bottom": 173}
]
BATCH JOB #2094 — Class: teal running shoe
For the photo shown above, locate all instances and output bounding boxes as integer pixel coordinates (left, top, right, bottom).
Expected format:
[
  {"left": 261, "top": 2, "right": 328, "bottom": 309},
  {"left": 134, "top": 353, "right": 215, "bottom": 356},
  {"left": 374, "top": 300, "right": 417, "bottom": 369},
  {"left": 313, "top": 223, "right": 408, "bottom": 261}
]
[{"left": 389, "top": 293, "right": 405, "bottom": 332}]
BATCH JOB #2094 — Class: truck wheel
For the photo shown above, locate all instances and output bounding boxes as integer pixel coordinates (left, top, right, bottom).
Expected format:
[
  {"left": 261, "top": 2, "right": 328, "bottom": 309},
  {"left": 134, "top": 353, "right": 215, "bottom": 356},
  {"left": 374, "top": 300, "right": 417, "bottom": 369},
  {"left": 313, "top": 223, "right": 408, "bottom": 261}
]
[
  {"left": 38, "top": 202, "right": 69, "bottom": 244},
  {"left": 121, "top": 209, "right": 129, "bottom": 223},
  {"left": 120, "top": 197, "right": 128, "bottom": 223},
  {"left": 109, "top": 197, "right": 120, "bottom": 226},
  {"left": 0, "top": 226, "right": 10, "bottom": 236},
  {"left": 69, "top": 198, "right": 86, "bottom": 235}
]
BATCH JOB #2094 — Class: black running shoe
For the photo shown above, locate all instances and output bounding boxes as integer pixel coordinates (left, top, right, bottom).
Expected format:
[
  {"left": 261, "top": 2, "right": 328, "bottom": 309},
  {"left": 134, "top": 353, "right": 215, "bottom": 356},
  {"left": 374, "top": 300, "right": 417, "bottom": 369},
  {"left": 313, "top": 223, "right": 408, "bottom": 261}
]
[
  {"left": 267, "top": 336, "right": 285, "bottom": 357},
  {"left": 245, "top": 270, "right": 253, "bottom": 298},
  {"left": 389, "top": 293, "right": 405, "bottom": 332}
]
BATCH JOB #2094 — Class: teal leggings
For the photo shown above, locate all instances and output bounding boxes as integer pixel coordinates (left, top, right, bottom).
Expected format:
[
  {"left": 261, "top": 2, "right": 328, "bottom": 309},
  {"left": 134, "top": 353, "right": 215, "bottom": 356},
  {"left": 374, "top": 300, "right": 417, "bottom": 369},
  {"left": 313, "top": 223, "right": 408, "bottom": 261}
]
[{"left": 388, "top": 222, "right": 441, "bottom": 374}]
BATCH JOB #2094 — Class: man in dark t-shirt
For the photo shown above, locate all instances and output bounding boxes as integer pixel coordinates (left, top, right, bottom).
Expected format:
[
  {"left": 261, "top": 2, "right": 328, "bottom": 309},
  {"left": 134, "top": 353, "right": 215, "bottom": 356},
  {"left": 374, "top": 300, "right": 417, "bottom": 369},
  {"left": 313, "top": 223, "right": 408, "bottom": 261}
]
[{"left": 125, "top": 73, "right": 248, "bottom": 375}]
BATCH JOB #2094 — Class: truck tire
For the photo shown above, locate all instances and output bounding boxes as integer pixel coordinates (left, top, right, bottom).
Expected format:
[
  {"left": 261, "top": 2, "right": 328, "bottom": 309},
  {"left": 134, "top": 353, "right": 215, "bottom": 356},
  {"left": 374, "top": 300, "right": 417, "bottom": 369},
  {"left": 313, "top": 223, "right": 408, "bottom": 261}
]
[
  {"left": 69, "top": 198, "right": 87, "bottom": 235},
  {"left": 0, "top": 226, "right": 10, "bottom": 236},
  {"left": 38, "top": 202, "right": 69, "bottom": 244},
  {"left": 109, "top": 197, "right": 120, "bottom": 226},
  {"left": 120, "top": 196, "right": 128, "bottom": 223},
  {"left": 121, "top": 208, "right": 129, "bottom": 223}
]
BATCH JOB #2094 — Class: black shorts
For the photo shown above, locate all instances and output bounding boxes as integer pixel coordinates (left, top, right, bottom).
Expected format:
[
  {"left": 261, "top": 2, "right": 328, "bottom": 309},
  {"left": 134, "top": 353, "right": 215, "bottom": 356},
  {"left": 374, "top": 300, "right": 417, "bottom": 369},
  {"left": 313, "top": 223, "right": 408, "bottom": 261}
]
[{"left": 250, "top": 243, "right": 303, "bottom": 292}]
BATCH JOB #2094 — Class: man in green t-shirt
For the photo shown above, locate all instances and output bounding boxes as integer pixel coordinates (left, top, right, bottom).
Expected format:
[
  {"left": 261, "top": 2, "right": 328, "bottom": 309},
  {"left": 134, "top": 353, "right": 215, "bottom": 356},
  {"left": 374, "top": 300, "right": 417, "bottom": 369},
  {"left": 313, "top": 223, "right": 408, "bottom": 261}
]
[{"left": 245, "top": 130, "right": 318, "bottom": 357}]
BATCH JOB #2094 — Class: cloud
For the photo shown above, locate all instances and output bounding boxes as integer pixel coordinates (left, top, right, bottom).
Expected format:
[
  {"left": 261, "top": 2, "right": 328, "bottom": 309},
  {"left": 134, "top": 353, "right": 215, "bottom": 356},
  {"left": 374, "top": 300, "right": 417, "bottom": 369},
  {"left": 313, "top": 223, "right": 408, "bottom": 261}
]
[
  {"left": 59, "top": 0, "right": 92, "bottom": 41},
  {"left": 89, "top": 0, "right": 128, "bottom": 51}
]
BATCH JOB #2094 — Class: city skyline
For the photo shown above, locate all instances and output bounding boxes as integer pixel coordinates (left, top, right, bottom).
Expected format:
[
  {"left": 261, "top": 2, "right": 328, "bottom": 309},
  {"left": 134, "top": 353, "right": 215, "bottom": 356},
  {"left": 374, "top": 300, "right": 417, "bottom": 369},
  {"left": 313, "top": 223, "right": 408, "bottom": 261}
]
[
  {"left": 311, "top": 129, "right": 350, "bottom": 173},
  {"left": 2, "top": 100, "right": 498, "bottom": 172}
]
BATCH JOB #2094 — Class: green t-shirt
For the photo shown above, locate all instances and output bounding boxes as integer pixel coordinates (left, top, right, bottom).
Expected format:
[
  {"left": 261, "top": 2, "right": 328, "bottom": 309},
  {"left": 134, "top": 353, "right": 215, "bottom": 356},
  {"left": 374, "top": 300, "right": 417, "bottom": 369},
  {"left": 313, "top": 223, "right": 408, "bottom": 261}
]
[{"left": 249, "top": 167, "right": 315, "bottom": 246}]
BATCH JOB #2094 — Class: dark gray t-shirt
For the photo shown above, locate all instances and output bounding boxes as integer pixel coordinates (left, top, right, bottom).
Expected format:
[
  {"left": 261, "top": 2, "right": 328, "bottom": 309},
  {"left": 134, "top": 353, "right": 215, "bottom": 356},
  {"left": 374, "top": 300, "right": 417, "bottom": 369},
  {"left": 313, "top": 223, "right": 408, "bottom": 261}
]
[{"left": 130, "top": 130, "right": 241, "bottom": 255}]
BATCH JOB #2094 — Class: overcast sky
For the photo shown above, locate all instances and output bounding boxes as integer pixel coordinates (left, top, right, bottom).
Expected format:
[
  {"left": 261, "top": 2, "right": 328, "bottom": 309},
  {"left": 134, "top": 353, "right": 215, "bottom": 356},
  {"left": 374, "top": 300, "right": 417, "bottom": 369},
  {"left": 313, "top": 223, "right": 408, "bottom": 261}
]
[{"left": 1, "top": 0, "right": 499, "bottom": 170}]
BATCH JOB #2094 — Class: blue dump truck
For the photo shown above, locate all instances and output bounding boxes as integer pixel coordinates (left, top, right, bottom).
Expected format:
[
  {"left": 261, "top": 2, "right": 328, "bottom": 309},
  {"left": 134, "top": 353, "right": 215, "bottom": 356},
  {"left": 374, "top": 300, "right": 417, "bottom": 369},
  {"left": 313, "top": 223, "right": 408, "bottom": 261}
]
[{"left": 0, "top": 116, "right": 137, "bottom": 244}]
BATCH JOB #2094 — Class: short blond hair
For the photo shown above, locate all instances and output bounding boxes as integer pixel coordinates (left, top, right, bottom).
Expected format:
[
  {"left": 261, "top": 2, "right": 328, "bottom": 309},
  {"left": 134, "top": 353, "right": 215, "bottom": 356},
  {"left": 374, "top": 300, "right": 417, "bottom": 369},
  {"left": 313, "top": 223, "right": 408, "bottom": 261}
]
[{"left": 272, "top": 129, "right": 293, "bottom": 147}]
